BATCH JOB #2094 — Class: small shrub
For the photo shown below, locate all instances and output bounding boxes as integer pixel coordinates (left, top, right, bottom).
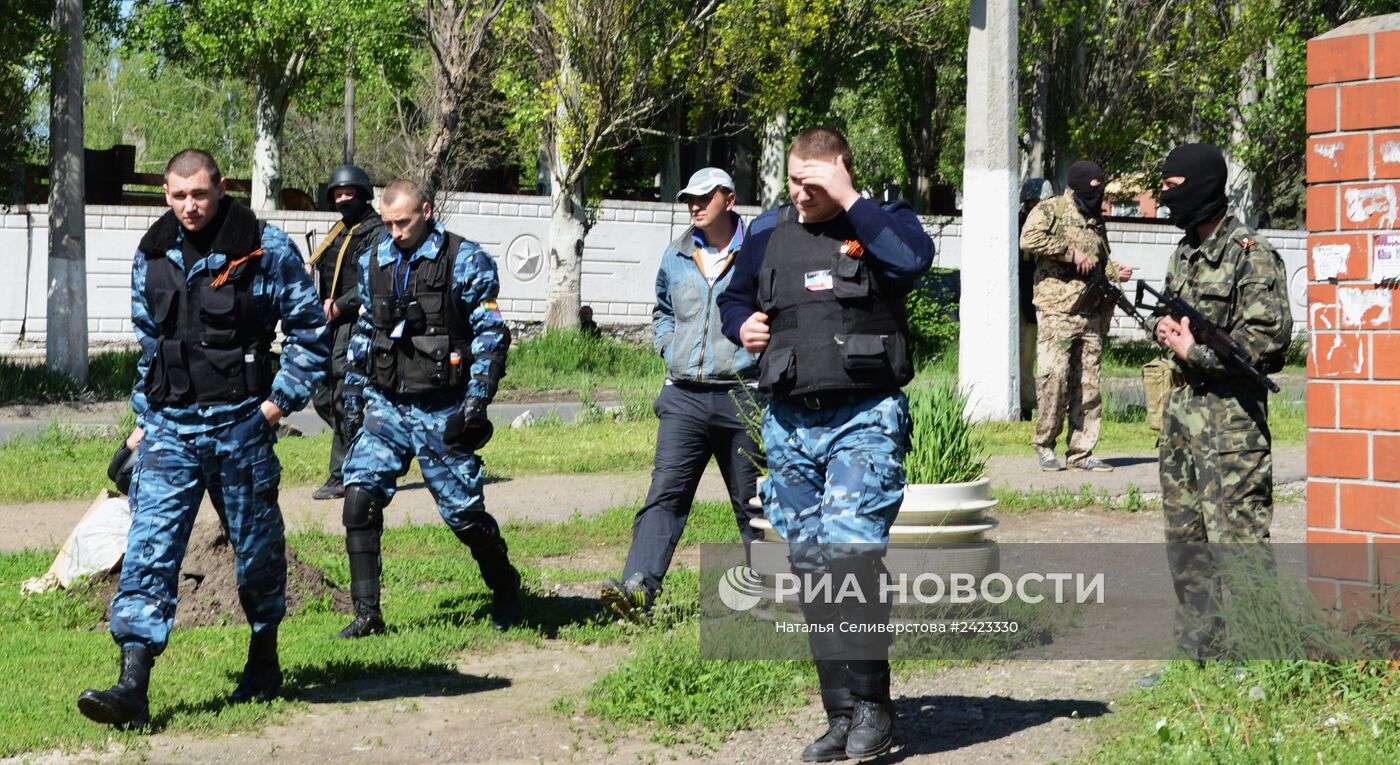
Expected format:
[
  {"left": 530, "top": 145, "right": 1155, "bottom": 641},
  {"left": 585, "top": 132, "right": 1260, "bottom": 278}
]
[
  {"left": 904, "top": 269, "right": 960, "bottom": 366},
  {"left": 905, "top": 376, "right": 987, "bottom": 485}
]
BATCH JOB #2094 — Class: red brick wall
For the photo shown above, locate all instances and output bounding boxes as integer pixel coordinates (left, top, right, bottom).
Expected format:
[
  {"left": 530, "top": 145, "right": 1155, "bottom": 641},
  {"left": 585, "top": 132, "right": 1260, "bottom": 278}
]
[{"left": 1306, "top": 17, "right": 1400, "bottom": 606}]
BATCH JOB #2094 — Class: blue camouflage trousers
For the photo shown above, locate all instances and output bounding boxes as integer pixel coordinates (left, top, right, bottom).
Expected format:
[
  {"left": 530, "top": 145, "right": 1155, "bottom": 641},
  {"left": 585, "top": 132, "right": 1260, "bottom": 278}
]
[
  {"left": 111, "top": 408, "right": 285, "bottom": 654},
  {"left": 341, "top": 389, "right": 484, "bottom": 527},
  {"left": 762, "top": 392, "right": 910, "bottom": 574}
]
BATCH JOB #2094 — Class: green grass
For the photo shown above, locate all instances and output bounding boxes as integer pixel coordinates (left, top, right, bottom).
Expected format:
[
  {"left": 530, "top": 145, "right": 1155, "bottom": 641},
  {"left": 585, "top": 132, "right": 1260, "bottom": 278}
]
[
  {"left": 0, "top": 351, "right": 142, "bottom": 405},
  {"left": 1083, "top": 660, "right": 1400, "bottom": 764},
  {"left": 499, "top": 330, "right": 664, "bottom": 398},
  {"left": 0, "top": 495, "right": 769, "bottom": 757}
]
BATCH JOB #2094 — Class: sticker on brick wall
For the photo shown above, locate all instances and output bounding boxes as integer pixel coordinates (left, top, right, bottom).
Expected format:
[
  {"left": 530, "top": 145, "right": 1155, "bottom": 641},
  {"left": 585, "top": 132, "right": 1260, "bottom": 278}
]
[
  {"left": 1312, "top": 243, "right": 1351, "bottom": 280},
  {"left": 1345, "top": 185, "right": 1398, "bottom": 228},
  {"left": 1382, "top": 141, "right": 1400, "bottom": 164},
  {"left": 1375, "top": 233, "right": 1400, "bottom": 284},
  {"left": 1337, "top": 287, "right": 1392, "bottom": 327},
  {"left": 1313, "top": 140, "right": 1344, "bottom": 167}
]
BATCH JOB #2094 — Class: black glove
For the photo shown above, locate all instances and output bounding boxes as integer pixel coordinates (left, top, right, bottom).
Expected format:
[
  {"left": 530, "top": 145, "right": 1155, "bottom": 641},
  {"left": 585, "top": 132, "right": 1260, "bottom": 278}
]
[
  {"left": 107, "top": 442, "right": 138, "bottom": 496},
  {"left": 340, "top": 384, "right": 366, "bottom": 433},
  {"left": 444, "top": 399, "right": 493, "bottom": 451}
]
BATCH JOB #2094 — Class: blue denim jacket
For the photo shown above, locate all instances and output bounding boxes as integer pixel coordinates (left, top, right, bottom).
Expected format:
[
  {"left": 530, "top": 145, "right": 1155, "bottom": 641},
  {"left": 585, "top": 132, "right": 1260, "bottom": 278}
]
[{"left": 654, "top": 217, "right": 757, "bottom": 384}]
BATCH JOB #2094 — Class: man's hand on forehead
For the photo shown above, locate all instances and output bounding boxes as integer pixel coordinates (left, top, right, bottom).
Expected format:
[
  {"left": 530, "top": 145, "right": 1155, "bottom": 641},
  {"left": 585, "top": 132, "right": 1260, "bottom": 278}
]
[{"left": 794, "top": 155, "right": 858, "bottom": 207}]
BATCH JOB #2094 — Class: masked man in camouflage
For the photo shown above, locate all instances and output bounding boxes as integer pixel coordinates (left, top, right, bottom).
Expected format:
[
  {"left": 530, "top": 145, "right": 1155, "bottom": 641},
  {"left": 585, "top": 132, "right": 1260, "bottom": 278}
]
[
  {"left": 78, "top": 149, "right": 330, "bottom": 729},
  {"left": 1019, "top": 161, "right": 1134, "bottom": 472},
  {"left": 1150, "top": 143, "right": 1292, "bottom": 659}
]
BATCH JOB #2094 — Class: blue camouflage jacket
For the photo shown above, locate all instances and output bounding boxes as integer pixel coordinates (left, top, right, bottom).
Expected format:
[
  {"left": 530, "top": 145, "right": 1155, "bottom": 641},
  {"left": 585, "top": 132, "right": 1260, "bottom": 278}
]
[
  {"left": 344, "top": 220, "right": 508, "bottom": 408},
  {"left": 130, "top": 204, "right": 330, "bottom": 432},
  {"left": 654, "top": 215, "right": 757, "bottom": 384}
]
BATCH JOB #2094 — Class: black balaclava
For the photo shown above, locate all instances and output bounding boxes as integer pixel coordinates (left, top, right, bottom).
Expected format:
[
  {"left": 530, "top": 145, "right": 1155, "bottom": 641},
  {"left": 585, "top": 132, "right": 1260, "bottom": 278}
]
[
  {"left": 1161, "top": 143, "right": 1228, "bottom": 237},
  {"left": 334, "top": 189, "right": 373, "bottom": 224},
  {"left": 1067, "top": 161, "right": 1105, "bottom": 217}
]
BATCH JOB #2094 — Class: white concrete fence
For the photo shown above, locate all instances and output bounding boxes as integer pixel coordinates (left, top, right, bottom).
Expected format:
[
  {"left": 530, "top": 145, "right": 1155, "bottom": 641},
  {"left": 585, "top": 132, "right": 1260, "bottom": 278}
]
[{"left": 1, "top": 191, "right": 1309, "bottom": 354}]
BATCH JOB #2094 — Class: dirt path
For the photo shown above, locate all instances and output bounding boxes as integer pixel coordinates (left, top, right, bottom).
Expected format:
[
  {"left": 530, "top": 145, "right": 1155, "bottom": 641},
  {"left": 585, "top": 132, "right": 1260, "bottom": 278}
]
[{"left": 5, "top": 501, "right": 1306, "bottom": 765}]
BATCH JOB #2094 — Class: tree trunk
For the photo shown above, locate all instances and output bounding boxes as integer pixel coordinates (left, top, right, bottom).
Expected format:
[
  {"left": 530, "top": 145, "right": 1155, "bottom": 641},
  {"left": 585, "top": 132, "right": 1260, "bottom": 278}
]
[
  {"left": 251, "top": 80, "right": 286, "bottom": 210},
  {"left": 732, "top": 127, "right": 755, "bottom": 204},
  {"left": 758, "top": 109, "right": 787, "bottom": 208},
  {"left": 47, "top": 0, "right": 87, "bottom": 384},
  {"left": 1025, "top": 53, "right": 1049, "bottom": 180},
  {"left": 1227, "top": 53, "right": 1261, "bottom": 227},
  {"left": 659, "top": 136, "right": 680, "bottom": 202},
  {"left": 343, "top": 73, "right": 356, "bottom": 165},
  {"left": 544, "top": 174, "right": 587, "bottom": 329}
]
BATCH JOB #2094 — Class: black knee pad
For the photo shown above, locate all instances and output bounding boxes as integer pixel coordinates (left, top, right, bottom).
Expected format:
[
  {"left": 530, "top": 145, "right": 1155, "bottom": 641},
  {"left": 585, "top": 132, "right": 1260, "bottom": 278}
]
[
  {"left": 452, "top": 513, "right": 502, "bottom": 547},
  {"left": 342, "top": 486, "right": 384, "bottom": 530}
]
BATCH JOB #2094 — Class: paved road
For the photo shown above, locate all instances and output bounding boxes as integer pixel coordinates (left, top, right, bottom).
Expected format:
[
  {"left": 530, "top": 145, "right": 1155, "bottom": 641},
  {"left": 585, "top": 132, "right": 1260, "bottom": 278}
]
[{"left": 0, "top": 400, "right": 601, "bottom": 445}]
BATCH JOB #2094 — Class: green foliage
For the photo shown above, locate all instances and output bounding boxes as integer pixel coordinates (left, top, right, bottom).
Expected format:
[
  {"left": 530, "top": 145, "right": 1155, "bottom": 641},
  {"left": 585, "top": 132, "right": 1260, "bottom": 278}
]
[
  {"left": 904, "top": 268, "right": 960, "bottom": 365},
  {"left": 0, "top": 351, "right": 140, "bottom": 405},
  {"left": 502, "top": 330, "right": 664, "bottom": 394},
  {"left": 905, "top": 376, "right": 987, "bottom": 485}
]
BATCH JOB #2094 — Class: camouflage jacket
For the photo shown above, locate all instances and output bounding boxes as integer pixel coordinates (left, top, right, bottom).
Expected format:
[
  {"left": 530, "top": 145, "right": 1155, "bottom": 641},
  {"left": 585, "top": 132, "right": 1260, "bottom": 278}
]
[
  {"left": 1019, "top": 191, "right": 1124, "bottom": 315},
  {"left": 1146, "top": 215, "right": 1293, "bottom": 384},
  {"left": 130, "top": 204, "right": 330, "bottom": 432},
  {"left": 344, "top": 219, "right": 509, "bottom": 409}
]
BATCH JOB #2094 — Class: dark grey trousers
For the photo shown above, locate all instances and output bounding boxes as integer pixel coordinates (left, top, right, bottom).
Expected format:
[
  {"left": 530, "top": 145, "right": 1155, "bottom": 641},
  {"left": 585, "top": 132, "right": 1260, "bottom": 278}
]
[
  {"left": 311, "top": 322, "right": 355, "bottom": 482},
  {"left": 622, "top": 383, "right": 764, "bottom": 595}
]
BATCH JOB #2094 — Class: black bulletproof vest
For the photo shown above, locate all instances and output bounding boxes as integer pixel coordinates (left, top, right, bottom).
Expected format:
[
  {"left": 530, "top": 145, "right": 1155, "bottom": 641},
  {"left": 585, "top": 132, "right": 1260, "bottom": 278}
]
[
  {"left": 318, "top": 214, "right": 384, "bottom": 307},
  {"left": 757, "top": 206, "right": 913, "bottom": 398},
  {"left": 366, "top": 231, "right": 474, "bottom": 395},
  {"left": 143, "top": 228, "right": 274, "bottom": 408}
]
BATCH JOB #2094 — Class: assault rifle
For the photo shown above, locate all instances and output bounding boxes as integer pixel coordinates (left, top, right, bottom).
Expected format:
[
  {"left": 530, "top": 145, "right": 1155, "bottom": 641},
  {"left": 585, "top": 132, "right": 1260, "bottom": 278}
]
[{"left": 1072, "top": 271, "right": 1281, "bottom": 393}]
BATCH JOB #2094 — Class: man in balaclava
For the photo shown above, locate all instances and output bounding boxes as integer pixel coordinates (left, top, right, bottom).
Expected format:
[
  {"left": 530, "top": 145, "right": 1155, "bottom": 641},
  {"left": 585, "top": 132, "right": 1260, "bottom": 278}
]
[
  {"left": 309, "top": 165, "right": 386, "bottom": 500},
  {"left": 1148, "top": 143, "right": 1292, "bottom": 661},
  {"left": 1020, "top": 161, "right": 1134, "bottom": 472}
]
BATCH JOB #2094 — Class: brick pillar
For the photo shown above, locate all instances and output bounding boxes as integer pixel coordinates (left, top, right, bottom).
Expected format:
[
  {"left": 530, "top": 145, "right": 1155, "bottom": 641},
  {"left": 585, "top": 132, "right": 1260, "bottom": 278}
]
[{"left": 1305, "top": 14, "right": 1400, "bottom": 611}]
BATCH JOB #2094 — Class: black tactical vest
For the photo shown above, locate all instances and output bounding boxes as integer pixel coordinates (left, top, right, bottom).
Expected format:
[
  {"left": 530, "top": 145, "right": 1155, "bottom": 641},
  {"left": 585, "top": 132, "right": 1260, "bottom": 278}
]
[
  {"left": 142, "top": 227, "right": 274, "bottom": 408},
  {"left": 318, "top": 214, "right": 384, "bottom": 309},
  {"left": 366, "top": 231, "right": 474, "bottom": 395},
  {"left": 757, "top": 206, "right": 913, "bottom": 398}
]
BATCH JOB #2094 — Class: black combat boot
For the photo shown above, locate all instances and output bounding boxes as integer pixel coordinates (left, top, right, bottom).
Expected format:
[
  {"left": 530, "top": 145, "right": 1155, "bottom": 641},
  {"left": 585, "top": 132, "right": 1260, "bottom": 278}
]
[
  {"left": 228, "top": 627, "right": 283, "bottom": 704},
  {"left": 845, "top": 698, "right": 895, "bottom": 759},
  {"left": 454, "top": 515, "right": 523, "bottom": 631},
  {"left": 77, "top": 644, "right": 153, "bottom": 729},
  {"left": 337, "top": 491, "right": 387, "bottom": 638},
  {"left": 802, "top": 658, "right": 854, "bottom": 761}
]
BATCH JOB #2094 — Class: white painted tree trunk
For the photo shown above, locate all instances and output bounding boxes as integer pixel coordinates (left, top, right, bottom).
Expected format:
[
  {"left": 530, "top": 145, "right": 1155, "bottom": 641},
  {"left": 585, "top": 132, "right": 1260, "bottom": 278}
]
[
  {"left": 758, "top": 109, "right": 787, "bottom": 208},
  {"left": 545, "top": 176, "right": 587, "bottom": 329},
  {"left": 959, "top": 0, "right": 1019, "bottom": 422},
  {"left": 251, "top": 80, "right": 283, "bottom": 210},
  {"left": 47, "top": 0, "right": 87, "bottom": 384}
]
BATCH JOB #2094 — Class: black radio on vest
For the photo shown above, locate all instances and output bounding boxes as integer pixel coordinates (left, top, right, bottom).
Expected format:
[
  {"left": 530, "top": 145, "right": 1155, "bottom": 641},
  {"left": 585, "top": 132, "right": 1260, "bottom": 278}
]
[
  {"left": 366, "top": 232, "right": 474, "bottom": 394},
  {"left": 757, "top": 206, "right": 913, "bottom": 398},
  {"left": 143, "top": 227, "right": 273, "bottom": 408}
]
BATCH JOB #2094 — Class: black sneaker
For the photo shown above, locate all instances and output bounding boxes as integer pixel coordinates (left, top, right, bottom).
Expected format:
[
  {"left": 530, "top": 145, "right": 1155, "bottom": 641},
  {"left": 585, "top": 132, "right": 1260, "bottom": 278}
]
[
  {"left": 312, "top": 478, "right": 346, "bottom": 501},
  {"left": 600, "top": 577, "right": 654, "bottom": 623},
  {"left": 802, "top": 716, "right": 852, "bottom": 762},
  {"left": 845, "top": 699, "right": 895, "bottom": 759}
]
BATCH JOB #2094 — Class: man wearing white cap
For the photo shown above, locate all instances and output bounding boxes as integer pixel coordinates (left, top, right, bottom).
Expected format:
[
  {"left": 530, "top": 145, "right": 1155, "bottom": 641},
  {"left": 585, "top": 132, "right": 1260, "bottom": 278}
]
[{"left": 600, "top": 167, "right": 763, "bottom": 621}]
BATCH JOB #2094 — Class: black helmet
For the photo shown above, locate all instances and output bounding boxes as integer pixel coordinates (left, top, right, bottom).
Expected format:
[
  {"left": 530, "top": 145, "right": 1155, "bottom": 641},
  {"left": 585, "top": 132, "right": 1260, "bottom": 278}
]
[{"left": 326, "top": 164, "right": 373, "bottom": 201}]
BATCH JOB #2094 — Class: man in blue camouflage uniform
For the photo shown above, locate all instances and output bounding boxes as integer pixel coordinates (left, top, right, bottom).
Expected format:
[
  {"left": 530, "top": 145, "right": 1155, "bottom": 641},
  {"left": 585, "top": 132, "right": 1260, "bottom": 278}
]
[
  {"left": 719, "top": 127, "right": 934, "bottom": 762},
  {"left": 334, "top": 179, "right": 521, "bottom": 639},
  {"left": 78, "top": 149, "right": 329, "bottom": 730}
]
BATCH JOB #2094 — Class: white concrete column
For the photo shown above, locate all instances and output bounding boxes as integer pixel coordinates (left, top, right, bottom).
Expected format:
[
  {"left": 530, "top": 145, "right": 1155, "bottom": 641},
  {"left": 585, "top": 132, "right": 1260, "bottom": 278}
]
[{"left": 959, "top": 0, "right": 1019, "bottom": 421}]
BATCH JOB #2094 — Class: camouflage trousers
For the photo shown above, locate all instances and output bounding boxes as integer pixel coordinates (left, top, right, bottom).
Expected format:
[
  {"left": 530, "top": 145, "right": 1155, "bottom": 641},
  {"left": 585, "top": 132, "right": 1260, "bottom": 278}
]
[
  {"left": 762, "top": 392, "right": 909, "bottom": 573},
  {"left": 1033, "top": 312, "right": 1103, "bottom": 463},
  {"left": 111, "top": 408, "right": 285, "bottom": 654},
  {"left": 1159, "top": 382, "right": 1274, "bottom": 659},
  {"left": 342, "top": 388, "right": 485, "bottom": 528}
]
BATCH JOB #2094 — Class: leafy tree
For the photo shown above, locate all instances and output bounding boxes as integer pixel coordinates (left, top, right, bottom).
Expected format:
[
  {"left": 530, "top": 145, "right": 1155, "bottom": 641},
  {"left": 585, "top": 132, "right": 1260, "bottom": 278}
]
[
  {"left": 523, "top": 0, "right": 726, "bottom": 328},
  {"left": 126, "top": 0, "right": 413, "bottom": 208}
]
